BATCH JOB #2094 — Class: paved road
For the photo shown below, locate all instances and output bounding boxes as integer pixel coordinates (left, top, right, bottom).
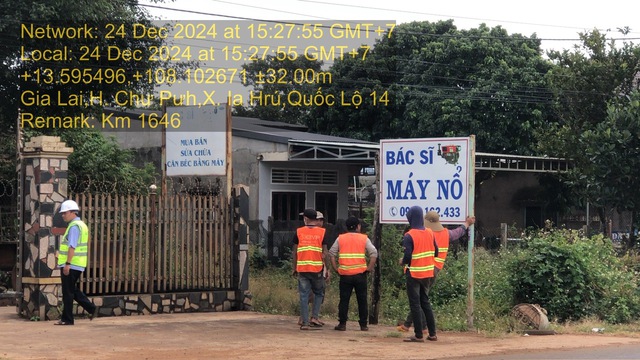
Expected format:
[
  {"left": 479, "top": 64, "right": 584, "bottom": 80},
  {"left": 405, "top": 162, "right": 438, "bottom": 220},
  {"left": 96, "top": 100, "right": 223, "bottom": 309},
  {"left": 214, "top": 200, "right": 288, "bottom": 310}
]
[{"left": 455, "top": 344, "right": 640, "bottom": 359}]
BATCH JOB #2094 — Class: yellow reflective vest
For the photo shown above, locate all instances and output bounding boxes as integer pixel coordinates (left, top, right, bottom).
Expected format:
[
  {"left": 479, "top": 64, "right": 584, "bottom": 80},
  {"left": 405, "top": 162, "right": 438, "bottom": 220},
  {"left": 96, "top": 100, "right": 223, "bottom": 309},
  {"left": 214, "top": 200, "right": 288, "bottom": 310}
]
[{"left": 58, "top": 219, "right": 89, "bottom": 268}]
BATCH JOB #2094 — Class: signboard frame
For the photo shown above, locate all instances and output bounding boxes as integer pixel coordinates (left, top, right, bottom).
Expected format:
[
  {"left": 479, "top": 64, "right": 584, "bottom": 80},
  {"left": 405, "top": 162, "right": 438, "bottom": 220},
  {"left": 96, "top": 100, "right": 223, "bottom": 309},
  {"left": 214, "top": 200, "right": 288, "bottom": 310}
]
[{"left": 379, "top": 137, "right": 473, "bottom": 224}]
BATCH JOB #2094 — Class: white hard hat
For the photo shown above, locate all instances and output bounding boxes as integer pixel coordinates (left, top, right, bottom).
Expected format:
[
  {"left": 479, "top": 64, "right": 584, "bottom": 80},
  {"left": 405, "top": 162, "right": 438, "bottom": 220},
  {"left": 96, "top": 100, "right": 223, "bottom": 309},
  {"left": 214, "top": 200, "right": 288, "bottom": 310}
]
[{"left": 60, "top": 200, "right": 79, "bottom": 213}]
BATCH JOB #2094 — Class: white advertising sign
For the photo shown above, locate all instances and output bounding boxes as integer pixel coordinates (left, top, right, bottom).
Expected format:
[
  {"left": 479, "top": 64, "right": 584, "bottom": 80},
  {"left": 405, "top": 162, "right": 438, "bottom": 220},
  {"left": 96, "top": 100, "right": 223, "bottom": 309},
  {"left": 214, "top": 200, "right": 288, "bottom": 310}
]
[
  {"left": 380, "top": 137, "right": 471, "bottom": 224},
  {"left": 165, "top": 105, "right": 227, "bottom": 176}
]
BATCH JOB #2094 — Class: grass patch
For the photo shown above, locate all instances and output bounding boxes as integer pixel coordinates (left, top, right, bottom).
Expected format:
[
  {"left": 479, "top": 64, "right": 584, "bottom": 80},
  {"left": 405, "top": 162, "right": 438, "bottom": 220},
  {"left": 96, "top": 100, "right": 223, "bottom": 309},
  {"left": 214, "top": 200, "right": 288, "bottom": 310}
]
[
  {"left": 248, "top": 262, "right": 640, "bottom": 336},
  {"left": 249, "top": 225, "right": 640, "bottom": 336}
]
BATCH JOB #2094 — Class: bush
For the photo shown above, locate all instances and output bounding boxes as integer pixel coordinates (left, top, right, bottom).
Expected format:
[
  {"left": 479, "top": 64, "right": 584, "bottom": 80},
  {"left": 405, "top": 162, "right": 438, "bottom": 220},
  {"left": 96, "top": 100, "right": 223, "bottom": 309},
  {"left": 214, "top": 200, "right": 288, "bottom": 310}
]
[
  {"left": 509, "top": 229, "right": 640, "bottom": 323},
  {"left": 376, "top": 223, "right": 515, "bottom": 330},
  {"left": 431, "top": 248, "right": 514, "bottom": 332}
]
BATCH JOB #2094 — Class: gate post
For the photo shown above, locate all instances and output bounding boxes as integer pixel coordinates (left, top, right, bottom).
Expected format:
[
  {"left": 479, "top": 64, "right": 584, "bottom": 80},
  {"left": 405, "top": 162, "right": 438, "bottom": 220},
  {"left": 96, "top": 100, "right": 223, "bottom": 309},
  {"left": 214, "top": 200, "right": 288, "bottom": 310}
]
[
  {"left": 233, "top": 185, "right": 252, "bottom": 310},
  {"left": 18, "top": 136, "right": 73, "bottom": 320}
]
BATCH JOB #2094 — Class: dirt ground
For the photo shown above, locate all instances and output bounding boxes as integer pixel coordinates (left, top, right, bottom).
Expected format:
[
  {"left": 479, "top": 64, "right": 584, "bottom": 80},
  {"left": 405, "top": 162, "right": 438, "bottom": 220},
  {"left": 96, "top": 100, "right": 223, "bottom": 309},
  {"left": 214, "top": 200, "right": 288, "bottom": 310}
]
[{"left": 2, "top": 307, "right": 640, "bottom": 360}]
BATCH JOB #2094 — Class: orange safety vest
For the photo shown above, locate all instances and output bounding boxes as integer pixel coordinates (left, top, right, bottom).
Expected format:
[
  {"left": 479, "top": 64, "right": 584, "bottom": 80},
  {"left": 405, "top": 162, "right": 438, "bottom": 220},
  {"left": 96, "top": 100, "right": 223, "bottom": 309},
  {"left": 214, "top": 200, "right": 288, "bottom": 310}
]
[
  {"left": 433, "top": 229, "right": 450, "bottom": 270},
  {"left": 337, "top": 232, "right": 368, "bottom": 275},
  {"left": 296, "top": 226, "right": 326, "bottom": 273},
  {"left": 406, "top": 228, "right": 436, "bottom": 279}
]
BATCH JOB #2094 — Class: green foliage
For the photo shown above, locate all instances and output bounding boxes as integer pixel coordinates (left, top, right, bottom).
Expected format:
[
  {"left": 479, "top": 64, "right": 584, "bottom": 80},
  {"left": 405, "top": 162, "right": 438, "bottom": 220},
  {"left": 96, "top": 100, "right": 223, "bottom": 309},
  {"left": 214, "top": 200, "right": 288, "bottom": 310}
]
[
  {"left": 430, "top": 248, "right": 514, "bottom": 332},
  {"left": 377, "top": 223, "right": 410, "bottom": 323},
  {"left": 538, "top": 30, "right": 640, "bottom": 229},
  {"left": 365, "top": 221, "right": 516, "bottom": 329},
  {"left": 309, "top": 20, "right": 554, "bottom": 154},
  {"left": 509, "top": 228, "right": 640, "bottom": 323},
  {"left": 249, "top": 244, "right": 269, "bottom": 271},
  {"left": 250, "top": 226, "right": 640, "bottom": 331},
  {"left": 235, "top": 55, "right": 324, "bottom": 124},
  {"left": 249, "top": 266, "right": 300, "bottom": 315},
  {"left": 59, "top": 129, "right": 157, "bottom": 194},
  {"left": 0, "top": 135, "right": 17, "bottom": 182},
  {"left": 2, "top": 1, "right": 169, "bottom": 125},
  {"left": 575, "top": 91, "right": 640, "bottom": 214},
  {"left": 0, "top": 0, "right": 188, "bottom": 184},
  {"left": 377, "top": 224, "right": 407, "bottom": 292},
  {"left": 0, "top": 271, "right": 11, "bottom": 290}
]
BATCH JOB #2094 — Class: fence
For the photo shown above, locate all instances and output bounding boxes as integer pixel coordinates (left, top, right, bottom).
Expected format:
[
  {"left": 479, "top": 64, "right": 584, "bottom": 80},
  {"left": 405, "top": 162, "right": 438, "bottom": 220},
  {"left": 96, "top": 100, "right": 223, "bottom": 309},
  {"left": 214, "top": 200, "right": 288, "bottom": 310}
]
[
  {"left": 0, "top": 179, "right": 18, "bottom": 243},
  {"left": 73, "top": 191, "right": 234, "bottom": 296}
]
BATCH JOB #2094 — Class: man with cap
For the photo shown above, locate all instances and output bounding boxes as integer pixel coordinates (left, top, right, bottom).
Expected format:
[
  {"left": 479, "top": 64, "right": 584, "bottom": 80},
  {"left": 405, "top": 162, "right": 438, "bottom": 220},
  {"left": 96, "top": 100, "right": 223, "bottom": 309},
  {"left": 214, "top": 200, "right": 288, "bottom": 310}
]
[
  {"left": 292, "top": 208, "right": 329, "bottom": 330},
  {"left": 425, "top": 211, "right": 475, "bottom": 276},
  {"left": 397, "top": 211, "right": 476, "bottom": 337},
  {"left": 297, "top": 210, "right": 328, "bottom": 327},
  {"left": 56, "top": 199, "right": 97, "bottom": 325},
  {"left": 329, "top": 216, "right": 377, "bottom": 331}
]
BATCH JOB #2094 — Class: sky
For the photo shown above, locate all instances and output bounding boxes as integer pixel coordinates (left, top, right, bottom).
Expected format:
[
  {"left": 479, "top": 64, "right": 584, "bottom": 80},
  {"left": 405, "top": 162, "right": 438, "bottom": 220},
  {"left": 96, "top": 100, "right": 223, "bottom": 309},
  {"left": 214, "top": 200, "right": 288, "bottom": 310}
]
[{"left": 140, "top": 0, "right": 640, "bottom": 53}]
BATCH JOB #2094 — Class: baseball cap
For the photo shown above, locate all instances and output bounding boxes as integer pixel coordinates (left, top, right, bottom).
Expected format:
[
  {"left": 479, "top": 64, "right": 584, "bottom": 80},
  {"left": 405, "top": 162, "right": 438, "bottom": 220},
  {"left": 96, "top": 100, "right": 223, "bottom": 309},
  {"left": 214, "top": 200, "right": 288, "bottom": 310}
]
[
  {"left": 299, "top": 208, "right": 317, "bottom": 219},
  {"left": 316, "top": 211, "right": 324, "bottom": 220}
]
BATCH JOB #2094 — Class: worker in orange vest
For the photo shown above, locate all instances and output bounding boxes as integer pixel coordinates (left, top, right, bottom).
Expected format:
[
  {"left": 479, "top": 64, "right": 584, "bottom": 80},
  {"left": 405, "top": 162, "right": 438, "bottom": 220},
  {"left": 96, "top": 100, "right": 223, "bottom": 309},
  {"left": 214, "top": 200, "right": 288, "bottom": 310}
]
[
  {"left": 298, "top": 211, "right": 328, "bottom": 327},
  {"left": 397, "top": 211, "right": 475, "bottom": 337},
  {"left": 401, "top": 206, "right": 438, "bottom": 342},
  {"left": 426, "top": 211, "right": 475, "bottom": 275},
  {"left": 329, "top": 216, "right": 378, "bottom": 331},
  {"left": 292, "top": 208, "right": 330, "bottom": 330}
]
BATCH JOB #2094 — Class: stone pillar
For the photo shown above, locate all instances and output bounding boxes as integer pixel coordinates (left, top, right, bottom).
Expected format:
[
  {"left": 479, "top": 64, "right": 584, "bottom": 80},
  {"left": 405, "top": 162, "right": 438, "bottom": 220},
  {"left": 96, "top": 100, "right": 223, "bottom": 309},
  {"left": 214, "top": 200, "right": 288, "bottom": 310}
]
[
  {"left": 19, "top": 136, "right": 73, "bottom": 320},
  {"left": 233, "top": 185, "right": 251, "bottom": 310}
]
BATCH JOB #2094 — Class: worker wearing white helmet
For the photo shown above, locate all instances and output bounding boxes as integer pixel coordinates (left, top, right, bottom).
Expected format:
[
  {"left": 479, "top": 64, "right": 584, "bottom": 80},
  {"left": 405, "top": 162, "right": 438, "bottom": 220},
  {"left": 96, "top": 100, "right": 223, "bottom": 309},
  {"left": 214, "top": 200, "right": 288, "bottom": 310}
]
[{"left": 56, "top": 199, "right": 97, "bottom": 325}]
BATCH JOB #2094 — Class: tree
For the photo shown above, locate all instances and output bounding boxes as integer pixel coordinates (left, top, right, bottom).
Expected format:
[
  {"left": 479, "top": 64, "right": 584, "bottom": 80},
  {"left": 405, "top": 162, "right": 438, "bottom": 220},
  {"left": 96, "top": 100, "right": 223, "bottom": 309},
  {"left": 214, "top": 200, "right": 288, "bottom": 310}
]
[
  {"left": 558, "top": 91, "right": 640, "bottom": 241},
  {"left": 543, "top": 29, "right": 639, "bottom": 131},
  {"left": 0, "top": 0, "right": 188, "bottom": 186},
  {"left": 537, "top": 29, "right": 640, "bottom": 233},
  {"left": 1, "top": 1, "right": 168, "bottom": 122},
  {"left": 234, "top": 55, "right": 323, "bottom": 124},
  {"left": 63, "top": 130, "right": 157, "bottom": 194},
  {"left": 309, "top": 21, "right": 554, "bottom": 154}
]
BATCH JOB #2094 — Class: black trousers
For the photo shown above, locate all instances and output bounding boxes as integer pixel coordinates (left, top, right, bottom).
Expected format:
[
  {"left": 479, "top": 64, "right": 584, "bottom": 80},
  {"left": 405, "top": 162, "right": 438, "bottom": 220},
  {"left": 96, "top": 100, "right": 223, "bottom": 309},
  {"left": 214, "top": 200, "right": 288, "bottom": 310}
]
[
  {"left": 406, "top": 274, "right": 436, "bottom": 338},
  {"left": 404, "top": 267, "right": 440, "bottom": 328},
  {"left": 338, "top": 272, "right": 368, "bottom": 326},
  {"left": 60, "top": 268, "right": 95, "bottom": 324}
]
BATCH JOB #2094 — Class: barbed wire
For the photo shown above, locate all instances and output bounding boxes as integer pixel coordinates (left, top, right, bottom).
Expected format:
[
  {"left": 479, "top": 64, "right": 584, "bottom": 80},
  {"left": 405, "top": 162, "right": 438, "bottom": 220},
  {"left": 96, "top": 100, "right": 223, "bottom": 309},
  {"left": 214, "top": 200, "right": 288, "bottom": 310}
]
[
  {"left": 0, "top": 179, "right": 17, "bottom": 198},
  {"left": 68, "top": 173, "right": 223, "bottom": 196}
]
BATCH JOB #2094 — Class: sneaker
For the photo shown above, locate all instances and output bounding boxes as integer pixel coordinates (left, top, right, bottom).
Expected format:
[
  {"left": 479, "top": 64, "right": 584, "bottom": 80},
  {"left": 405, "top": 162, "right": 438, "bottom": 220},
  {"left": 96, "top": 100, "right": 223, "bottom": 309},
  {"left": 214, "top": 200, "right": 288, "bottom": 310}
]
[
  {"left": 360, "top": 325, "right": 369, "bottom": 331},
  {"left": 396, "top": 324, "right": 410, "bottom": 332},
  {"left": 334, "top": 323, "right": 346, "bottom": 331}
]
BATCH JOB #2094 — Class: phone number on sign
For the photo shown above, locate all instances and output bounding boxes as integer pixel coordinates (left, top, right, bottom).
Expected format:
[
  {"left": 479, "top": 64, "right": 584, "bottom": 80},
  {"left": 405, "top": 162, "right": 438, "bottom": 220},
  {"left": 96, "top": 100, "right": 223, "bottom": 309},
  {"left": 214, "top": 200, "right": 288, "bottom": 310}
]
[{"left": 393, "top": 206, "right": 461, "bottom": 218}]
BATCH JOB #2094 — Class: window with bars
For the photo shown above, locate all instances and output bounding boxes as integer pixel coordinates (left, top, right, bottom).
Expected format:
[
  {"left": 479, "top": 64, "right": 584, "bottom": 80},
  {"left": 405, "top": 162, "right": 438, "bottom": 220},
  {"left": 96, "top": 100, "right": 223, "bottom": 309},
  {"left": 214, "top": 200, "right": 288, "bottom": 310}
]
[
  {"left": 271, "top": 168, "right": 338, "bottom": 185},
  {"left": 315, "top": 192, "right": 337, "bottom": 224},
  {"left": 271, "top": 192, "right": 306, "bottom": 222}
]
